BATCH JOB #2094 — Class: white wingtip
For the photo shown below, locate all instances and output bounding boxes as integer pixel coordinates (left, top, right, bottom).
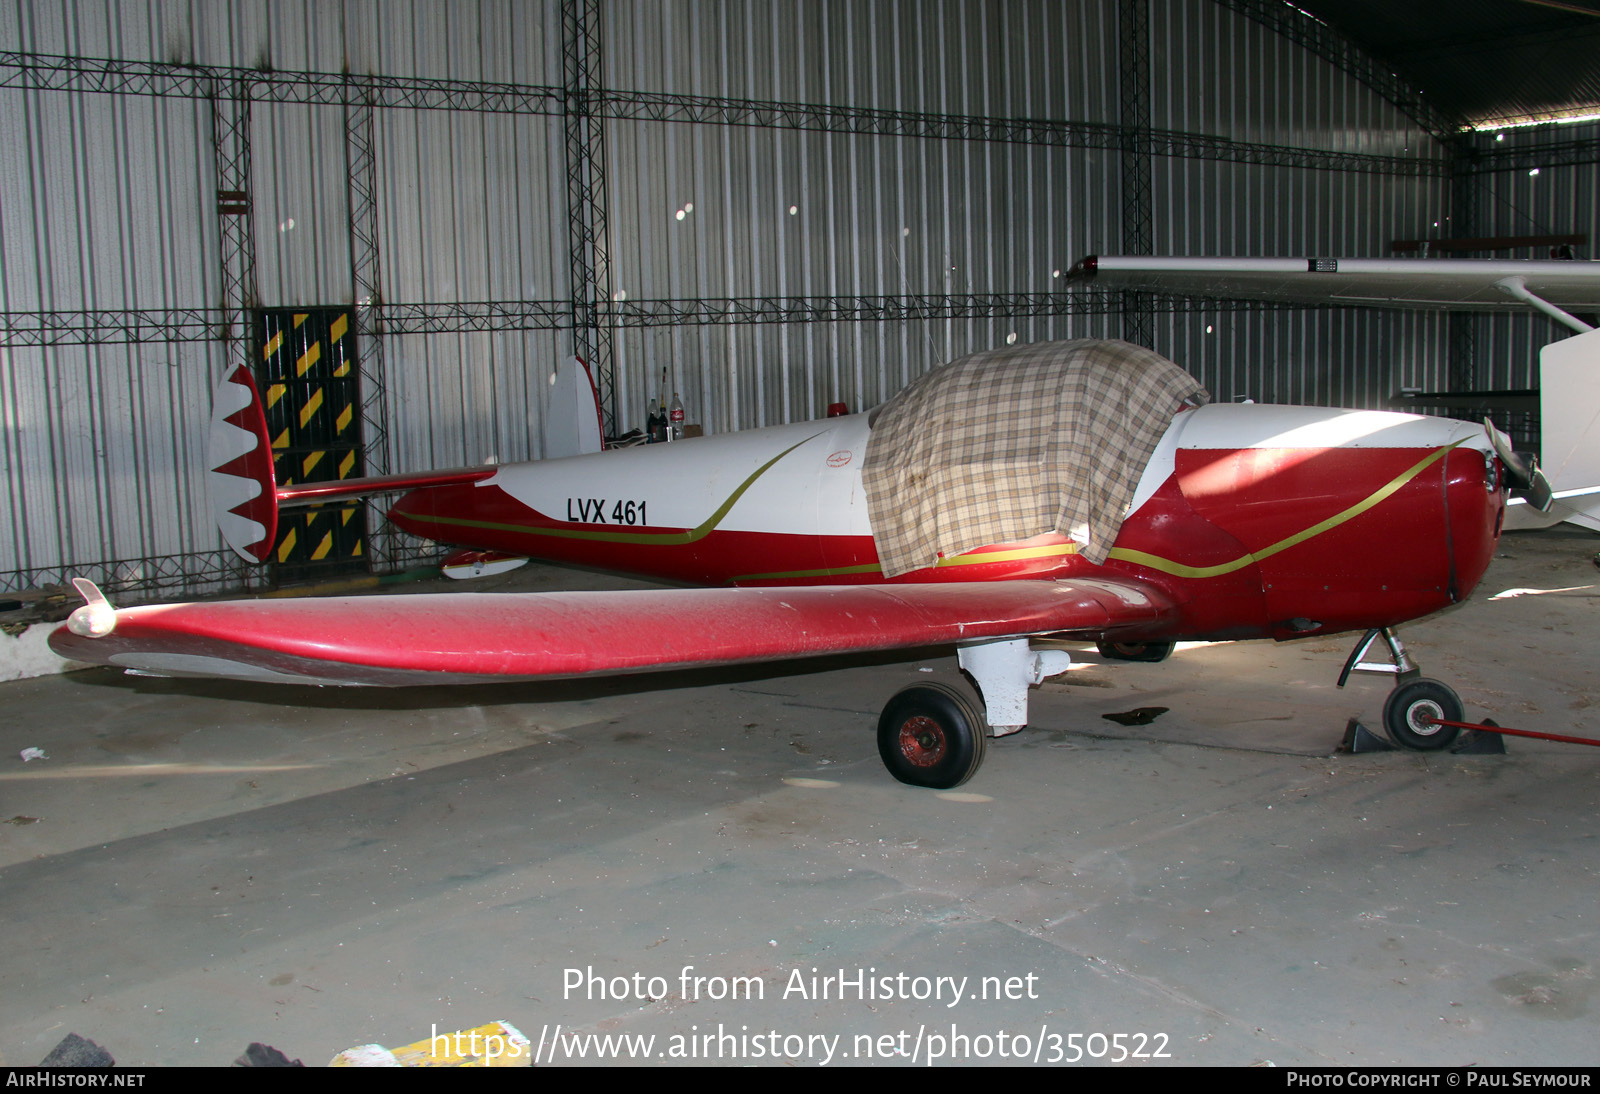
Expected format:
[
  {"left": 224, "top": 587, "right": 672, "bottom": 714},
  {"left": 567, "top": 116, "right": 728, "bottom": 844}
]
[{"left": 66, "top": 577, "right": 117, "bottom": 638}]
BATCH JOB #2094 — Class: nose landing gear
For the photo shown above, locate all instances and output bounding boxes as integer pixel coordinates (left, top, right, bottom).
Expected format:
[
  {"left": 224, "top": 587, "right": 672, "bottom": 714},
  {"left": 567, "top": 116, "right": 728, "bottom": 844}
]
[{"left": 1338, "top": 627, "right": 1463, "bottom": 751}]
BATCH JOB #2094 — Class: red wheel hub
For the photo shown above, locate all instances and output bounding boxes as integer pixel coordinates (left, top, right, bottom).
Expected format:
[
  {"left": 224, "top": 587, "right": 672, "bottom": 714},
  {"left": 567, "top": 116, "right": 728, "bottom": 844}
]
[{"left": 898, "top": 716, "right": 946, "bottom": 768}]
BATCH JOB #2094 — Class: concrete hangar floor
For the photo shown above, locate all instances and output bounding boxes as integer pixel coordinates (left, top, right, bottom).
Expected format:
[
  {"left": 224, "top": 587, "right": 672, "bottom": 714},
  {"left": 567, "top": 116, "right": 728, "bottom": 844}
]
[{"left": 0, "top": 528, "right": 1596, "bottom": 1068}]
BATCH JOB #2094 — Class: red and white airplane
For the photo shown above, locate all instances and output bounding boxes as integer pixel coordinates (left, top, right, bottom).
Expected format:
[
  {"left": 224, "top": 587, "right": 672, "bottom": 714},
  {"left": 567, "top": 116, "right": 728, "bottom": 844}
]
[{"left": 48, "top": 259, "right": 1600, "bottom": 788}]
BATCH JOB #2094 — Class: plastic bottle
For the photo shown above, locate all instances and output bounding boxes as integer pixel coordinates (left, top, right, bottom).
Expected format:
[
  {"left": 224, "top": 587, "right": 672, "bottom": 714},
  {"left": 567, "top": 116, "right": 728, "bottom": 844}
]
[{"left": 669, "top": 392, "right": 685, "bottom": 441}]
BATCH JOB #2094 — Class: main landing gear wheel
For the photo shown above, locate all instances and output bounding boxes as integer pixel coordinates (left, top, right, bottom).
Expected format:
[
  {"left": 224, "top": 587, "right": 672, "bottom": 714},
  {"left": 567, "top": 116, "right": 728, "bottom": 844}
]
[
  {"left": 1381, "top": 678, "right": 1464, "bottom": 751},
  {"left": 1096, "top": 640, "right": 1175, "bottom": 663},
  {"left": 877, "top": 682, "right": 988, "bottom": 789}
]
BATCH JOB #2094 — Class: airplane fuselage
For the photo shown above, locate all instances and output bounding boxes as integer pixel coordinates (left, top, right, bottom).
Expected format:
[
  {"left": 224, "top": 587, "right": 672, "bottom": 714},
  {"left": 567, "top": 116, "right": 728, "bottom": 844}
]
[{"left": 389, "top": 403, "right": 1505, "bottom": 645}]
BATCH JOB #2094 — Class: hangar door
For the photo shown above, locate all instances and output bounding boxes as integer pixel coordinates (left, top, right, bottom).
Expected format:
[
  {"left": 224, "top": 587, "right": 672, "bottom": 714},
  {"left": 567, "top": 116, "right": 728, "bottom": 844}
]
[{"left": 252, "top": 308, "right": 370, "bottom": 584}]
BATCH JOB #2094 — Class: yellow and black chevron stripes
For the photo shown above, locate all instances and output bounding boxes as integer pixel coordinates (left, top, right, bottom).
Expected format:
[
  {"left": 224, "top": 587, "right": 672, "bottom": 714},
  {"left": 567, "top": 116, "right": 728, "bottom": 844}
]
[
  {"left": 254, "top": 306, "right": 367, "bottom": 578},
  {"left": 274, "top": 505, "right": 366, "bottom": 566},
  {"left": 299, "top": 387, "right": 324, "bottom": 428},
  {"left": 296, "top": 339, "right": 321, "bottom": 377}
]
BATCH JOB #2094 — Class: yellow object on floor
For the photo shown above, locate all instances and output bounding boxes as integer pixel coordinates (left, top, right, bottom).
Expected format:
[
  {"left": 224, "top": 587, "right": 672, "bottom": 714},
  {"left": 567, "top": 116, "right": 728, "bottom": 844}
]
[{"left": 330, "top": 1020, "right": 531, "bottom": 1067}]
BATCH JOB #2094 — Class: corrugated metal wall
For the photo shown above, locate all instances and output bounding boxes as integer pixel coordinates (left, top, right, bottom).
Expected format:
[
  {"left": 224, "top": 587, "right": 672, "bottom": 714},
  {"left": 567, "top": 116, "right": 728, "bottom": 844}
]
[
  {"left": 1454, "top": 120, "right": 1600, "bottom": 394},
  {"left": 604, "top": 0, "right": 1456, "bottom": 432},
  {"left": 0, "top": 0, "right": 1479, "bottom": 598}
]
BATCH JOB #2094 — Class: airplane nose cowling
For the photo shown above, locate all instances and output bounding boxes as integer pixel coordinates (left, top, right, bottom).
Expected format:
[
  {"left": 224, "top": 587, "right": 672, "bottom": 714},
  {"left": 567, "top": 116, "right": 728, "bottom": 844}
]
[{"left": 1442, "top": 443, "right": 1506, "bottom": 603}]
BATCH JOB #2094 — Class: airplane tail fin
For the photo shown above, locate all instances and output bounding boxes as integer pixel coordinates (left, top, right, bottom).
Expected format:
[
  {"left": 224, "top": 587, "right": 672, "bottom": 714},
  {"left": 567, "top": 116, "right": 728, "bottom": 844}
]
[
  {"left": 208, "top": 365, "right": 280, "bottom": 562},
  {"left": 1537, "top": 327, "right": 1600, "bottom": 532},
  {"left": 207, "top": 365, "right": 498, "bottom": 564},
  {"left": 541, "top": 355, "right": 605, "bottom": 459}
]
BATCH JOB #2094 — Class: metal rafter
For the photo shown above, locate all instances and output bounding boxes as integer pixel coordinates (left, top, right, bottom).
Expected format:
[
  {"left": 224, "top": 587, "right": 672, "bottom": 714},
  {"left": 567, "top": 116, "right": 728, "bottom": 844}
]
[
  {"left": 0, "top": 49, "right": 1446, "bottom": 175},
  {"left": 209, "top": 78, "right": 261, "bottom": 591},
  {"left": 0, "top": 302, "right": 575, "bottom": 347},
  {"left": 0, "top": 307, "right": 222, "bottom": 345},
  {"left": 0, "top": 50, "right": 561, "bottom": 115},
  {"left": 1447, "top": 136, "right": 1483, "bottom": 394},
  {"left": 0, "top": 293, "right": 1338, "bottom": 348},
  {"left": 563, "top": 0, "right": 615, "bottom": 435},
  {"left": 373, "top": 301, "right": 571, "bottom": 334},
  {"left": 1215, "top": 0, "right": 1461, "bottom": 141},
  {"left": 603, "top": 88, "right": 1445, "bottom": 177},
  {"left": 606, "top": 291, "right": 1308, "bottom": 326},
  {"left": 1119, "top": 0, "right": 1154, "bottom": 347},
  {"left": 210, "top": 78, "right": 257, "bottom": 324},
  {"left": 344, "top": 92, "right": 406, "bottom": 572},
  {"left": 1460, "top": 135, "right": 1600, "bottom": 174}
]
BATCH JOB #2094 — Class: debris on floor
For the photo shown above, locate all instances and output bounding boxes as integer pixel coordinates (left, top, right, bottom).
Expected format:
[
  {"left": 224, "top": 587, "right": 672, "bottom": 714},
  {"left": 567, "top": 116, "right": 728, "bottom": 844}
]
[
  {"left": 234, "top": 1042, "right": 303, "bottom": 1067},
  {"left": 331, "top": 1020, "right": 531, "bottom": 1067},
  {"left": 1102, "top": 706, "right": 1169, "bottom": 726},
  {"left": 39, "top": 1033, "right": 113, "bottom": 1067}
]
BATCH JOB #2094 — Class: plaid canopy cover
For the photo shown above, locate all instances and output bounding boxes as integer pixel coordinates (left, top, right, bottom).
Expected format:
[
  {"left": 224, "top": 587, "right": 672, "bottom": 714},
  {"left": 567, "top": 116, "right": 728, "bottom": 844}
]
[{"left": 862, "top": 339, "right": 1209, "bottom": 577}]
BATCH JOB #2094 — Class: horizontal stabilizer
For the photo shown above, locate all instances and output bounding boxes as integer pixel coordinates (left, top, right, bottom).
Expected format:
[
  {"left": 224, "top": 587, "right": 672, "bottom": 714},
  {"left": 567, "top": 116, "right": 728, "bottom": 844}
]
[{"left": 275, "top": 466, "right": 497, "bottom": 507}]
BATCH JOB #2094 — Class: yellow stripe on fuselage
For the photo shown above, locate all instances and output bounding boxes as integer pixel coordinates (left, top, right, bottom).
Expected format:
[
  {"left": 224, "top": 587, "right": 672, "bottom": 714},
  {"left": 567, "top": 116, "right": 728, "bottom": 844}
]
[
  {"left": 727, "top": 541, "right": 1080, "bottom": 583},
  {"left": 392, "top": 433, "right": 824, "bottom": 546},
  {"left": 1106, "top": 442, "right": 1459, "bottom": 578}
]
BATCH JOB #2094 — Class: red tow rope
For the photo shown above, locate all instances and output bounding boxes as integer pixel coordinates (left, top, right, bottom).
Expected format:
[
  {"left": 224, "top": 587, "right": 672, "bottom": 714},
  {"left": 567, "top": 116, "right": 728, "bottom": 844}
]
[{"left": 1427, "top": 718, "right": 1600, "bottom": 748}]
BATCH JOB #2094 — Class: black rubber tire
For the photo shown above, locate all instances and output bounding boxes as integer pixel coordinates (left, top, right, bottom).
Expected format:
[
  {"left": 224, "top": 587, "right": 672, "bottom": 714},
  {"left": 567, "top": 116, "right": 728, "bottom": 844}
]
[
  {"left": 1381, "top": 678, "right": 1464, "bottom": 751},
  {"left": 877, "top": 683, "right": 988, "bottom": 789},
  {"left": 1096, "top": 640, "right": 1175, "bottom": 663}
]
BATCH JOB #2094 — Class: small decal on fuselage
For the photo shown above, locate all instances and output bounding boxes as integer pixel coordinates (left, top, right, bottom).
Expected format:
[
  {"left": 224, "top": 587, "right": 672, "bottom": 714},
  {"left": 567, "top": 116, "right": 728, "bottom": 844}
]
[
  {"left": 566, "top": 497, "right": 649, "bottom": 525},
  {"left": 826, "top": 450, "right": 853, "bottom": 468}
]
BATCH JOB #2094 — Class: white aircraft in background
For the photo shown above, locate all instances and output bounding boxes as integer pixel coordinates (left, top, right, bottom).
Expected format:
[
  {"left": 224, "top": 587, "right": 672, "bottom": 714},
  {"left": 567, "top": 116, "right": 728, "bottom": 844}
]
[{"left": 1075, "top": 253, "right": 1600, "bottom": 532}]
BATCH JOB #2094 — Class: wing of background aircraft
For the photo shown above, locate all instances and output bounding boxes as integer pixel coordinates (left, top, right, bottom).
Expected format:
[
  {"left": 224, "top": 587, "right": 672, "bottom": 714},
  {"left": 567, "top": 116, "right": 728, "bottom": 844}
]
[
  {"left": 1076, "top": 253, "right": 1600, "bottom": 532},
  {"left": 1073, "top": 254, "right": 1600, "bottom": 329}
]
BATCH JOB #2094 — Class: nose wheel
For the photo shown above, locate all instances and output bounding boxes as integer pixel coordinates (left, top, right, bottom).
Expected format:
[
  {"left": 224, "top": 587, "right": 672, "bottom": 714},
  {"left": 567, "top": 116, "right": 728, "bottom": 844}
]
[
  {"left": 1381, "top": 678, "right": 1463, "bottom": 751},
  {"left": 877, "top": 683, "right": 988, "bottom": 789}
]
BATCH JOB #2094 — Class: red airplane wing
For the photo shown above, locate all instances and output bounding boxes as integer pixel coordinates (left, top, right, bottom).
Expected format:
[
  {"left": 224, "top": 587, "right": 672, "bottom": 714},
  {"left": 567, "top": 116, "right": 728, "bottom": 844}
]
[{"left": 49, "top": 578, "right": 1176, "bottom": 686}]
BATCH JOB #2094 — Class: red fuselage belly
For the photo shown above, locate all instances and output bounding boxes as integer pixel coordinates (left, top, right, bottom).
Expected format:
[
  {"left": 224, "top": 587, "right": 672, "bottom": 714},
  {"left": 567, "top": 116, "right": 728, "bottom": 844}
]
[{"left": 390, "top": 441, "right": 1503, "bottom": 645}]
